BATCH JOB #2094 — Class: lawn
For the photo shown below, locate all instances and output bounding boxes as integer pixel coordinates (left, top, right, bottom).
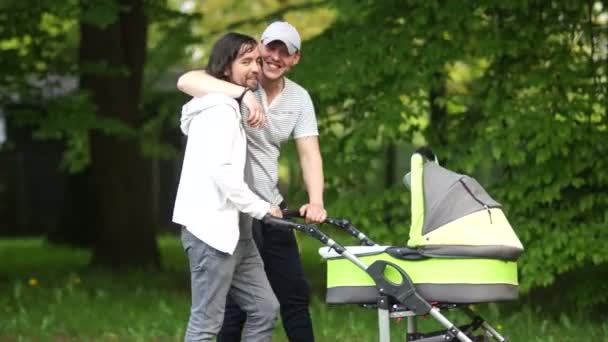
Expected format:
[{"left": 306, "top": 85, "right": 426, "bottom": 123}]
[{"left": 1, "top": 234, "right": 607, "bottom": 341}]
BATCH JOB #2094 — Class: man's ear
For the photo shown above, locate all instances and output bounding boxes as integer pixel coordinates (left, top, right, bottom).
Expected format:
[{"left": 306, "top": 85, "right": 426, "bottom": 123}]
[
  {"left": 292, "top": 51, "right": 301, "bottom": 65},
  {"left": 224, "top": 68, "right": 231, "bottom": 78}
]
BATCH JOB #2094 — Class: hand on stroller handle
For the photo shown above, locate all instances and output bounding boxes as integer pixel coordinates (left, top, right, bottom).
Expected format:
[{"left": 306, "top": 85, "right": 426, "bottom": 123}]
[
  {"left": 263, "top": 208, "right": 377, "bottom": 246},
  {"left": 262, "top": 213, "right": 346, "bottom": 254},
  {"left": 261, "top": 214, "right": 306, "bottom": 231}
]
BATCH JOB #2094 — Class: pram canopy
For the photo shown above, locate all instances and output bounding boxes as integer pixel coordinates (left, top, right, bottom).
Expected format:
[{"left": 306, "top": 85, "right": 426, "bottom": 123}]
[{"left": 405, "top": 154, "right": 523, "bottom": 260}]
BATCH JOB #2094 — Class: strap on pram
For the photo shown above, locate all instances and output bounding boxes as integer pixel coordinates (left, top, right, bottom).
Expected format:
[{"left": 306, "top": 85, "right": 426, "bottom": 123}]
[{"left": 385, "top": 246, "right": 428, "bottom": 260}]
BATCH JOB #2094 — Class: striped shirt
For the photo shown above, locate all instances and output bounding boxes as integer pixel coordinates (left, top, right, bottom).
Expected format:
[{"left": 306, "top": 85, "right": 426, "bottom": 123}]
[{"left": 240, "top": 77, "right": 318, "bottom": 206}]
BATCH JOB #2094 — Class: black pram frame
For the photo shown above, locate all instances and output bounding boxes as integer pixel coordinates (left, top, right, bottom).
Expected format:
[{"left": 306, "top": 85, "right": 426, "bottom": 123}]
[{"left": 263, "top": 211, "right": 510, "bottom": 342}]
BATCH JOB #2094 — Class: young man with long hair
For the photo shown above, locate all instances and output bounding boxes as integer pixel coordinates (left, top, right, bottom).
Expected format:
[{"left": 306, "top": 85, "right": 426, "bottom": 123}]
[{"left": 173, "top": 32, "right": 282, "bottom": 342}]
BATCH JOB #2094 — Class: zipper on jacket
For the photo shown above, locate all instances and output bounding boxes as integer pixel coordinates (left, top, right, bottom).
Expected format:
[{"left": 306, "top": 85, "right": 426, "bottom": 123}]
[{"left": 459, "top": 179, "right": 493, "bottom": 224}]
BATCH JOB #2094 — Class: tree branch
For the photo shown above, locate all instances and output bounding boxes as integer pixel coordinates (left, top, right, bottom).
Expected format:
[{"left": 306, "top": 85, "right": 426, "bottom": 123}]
[{"left": 207, "top": 0, "right": 330, "bottom": 36}]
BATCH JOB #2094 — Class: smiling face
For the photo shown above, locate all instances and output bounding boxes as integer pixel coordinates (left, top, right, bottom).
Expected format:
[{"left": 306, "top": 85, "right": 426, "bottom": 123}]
[
  {"left": 224, "top": 44, "right": 262, "bottom": 90},
  {"left": 258, "top": 40, "right": 300, "bottom": 81},
  {"left": 206, "top": 33, "right": 261, "bottom": 89}
]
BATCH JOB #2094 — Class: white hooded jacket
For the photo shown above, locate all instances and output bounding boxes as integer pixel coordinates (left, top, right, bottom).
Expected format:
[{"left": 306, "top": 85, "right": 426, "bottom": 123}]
[{"left": 172, "top": 93, "right": 270, "bottom": 254}]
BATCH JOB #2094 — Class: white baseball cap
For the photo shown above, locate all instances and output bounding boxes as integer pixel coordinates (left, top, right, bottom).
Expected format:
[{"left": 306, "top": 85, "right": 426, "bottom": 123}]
[{"left": 260, "top": 21, "right": 301, "bottom": 55}]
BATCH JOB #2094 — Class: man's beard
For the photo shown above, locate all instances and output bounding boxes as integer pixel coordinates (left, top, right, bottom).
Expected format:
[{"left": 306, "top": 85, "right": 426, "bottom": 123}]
[{"left": 247, "top": 79, "right": 259, "bottom": 91}]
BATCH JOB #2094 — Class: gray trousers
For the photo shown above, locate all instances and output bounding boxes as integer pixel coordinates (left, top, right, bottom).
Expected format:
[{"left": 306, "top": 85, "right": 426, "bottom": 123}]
[{"left": 181, "top": 227, "right": 279, "bottom": 342}]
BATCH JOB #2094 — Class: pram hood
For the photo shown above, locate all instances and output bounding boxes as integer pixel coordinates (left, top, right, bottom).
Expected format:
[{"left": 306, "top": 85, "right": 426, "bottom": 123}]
[{"left": 405, "top": 153, "right": 524, "bottom": 260}]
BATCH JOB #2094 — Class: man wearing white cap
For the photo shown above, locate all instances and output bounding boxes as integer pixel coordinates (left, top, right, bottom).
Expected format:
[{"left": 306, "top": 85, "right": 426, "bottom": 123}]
[{"left": 177, "top": 21, "right": 324, "bottom": 342}]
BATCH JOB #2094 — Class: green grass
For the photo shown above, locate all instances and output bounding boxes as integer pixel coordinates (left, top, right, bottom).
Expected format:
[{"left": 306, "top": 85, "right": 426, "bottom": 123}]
[{"left": 1, "top": 235, "right": 607, "bottom": 341}]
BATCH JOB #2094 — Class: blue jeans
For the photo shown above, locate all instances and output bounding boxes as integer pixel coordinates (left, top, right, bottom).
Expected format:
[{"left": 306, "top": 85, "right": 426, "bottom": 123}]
[
  {"left": 181, "top": 227, "right": 279, "bottom": 342},
  {"left": 217, "top": 219, "right": 314, "bottom": 342}
]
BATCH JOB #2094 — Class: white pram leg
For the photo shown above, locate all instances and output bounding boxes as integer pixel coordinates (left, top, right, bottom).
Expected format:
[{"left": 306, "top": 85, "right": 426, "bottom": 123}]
[{"left": 378, "top": 296, "right": 391, "bottom": 342}]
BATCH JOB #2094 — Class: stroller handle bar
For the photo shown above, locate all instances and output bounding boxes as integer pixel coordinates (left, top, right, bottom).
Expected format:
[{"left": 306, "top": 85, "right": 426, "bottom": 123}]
[
  {"left": 262, "top": 215, "right": 347, "bottom": 255},
  {"left": 280, "top": 209, "right": 377, "bottom": 246}
]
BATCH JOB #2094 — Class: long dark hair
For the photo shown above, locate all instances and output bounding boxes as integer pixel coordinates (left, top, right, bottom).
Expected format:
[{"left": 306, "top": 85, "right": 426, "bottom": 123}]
[{"left": 205, "top": 32, "right": 258, "bottom": 81}]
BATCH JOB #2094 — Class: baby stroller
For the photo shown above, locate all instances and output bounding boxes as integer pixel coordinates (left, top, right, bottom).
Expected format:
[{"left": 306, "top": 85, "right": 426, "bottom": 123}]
[{"left": 264, "top": 151, "right": 524, "bottom": 342}]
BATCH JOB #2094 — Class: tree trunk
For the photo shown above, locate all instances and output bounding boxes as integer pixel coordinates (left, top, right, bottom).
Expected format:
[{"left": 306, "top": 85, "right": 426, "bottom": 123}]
[{"left": 79, "top": 0, "right": 160, "bottom": 268}]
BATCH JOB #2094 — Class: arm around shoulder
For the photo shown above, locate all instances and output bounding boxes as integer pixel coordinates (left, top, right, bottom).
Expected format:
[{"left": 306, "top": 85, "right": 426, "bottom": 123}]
[{"left": 177, "top": 70, "right": 246, "bottom": 98}]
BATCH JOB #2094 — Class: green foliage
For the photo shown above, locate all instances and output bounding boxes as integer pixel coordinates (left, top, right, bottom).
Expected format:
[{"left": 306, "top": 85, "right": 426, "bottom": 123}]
[
  {"left": 289, "top": 0, "right": 608, "bottom": 306},
  {"left": 80, "top": 0, "right": 122, "bottom": 28},
  {"left": 9, "top": 91, "right": 98, "bottom": 172},
  {"left": 0, "top": 1, "right": 197, "bottom": 171}
]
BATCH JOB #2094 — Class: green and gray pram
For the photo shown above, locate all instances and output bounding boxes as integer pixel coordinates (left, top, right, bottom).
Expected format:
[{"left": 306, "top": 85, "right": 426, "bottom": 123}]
[{"left": 265, "top": 151, "right": 524, "bottom": 342}]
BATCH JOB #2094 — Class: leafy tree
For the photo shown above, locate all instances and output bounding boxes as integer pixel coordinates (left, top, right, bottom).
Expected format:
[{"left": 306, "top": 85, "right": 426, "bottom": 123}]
[
  {"left": 0, "top": 0, "right": 195, "bottom": 267},
  {"left": 292, "top": 0, "right": 608, "bottom": 303}
]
